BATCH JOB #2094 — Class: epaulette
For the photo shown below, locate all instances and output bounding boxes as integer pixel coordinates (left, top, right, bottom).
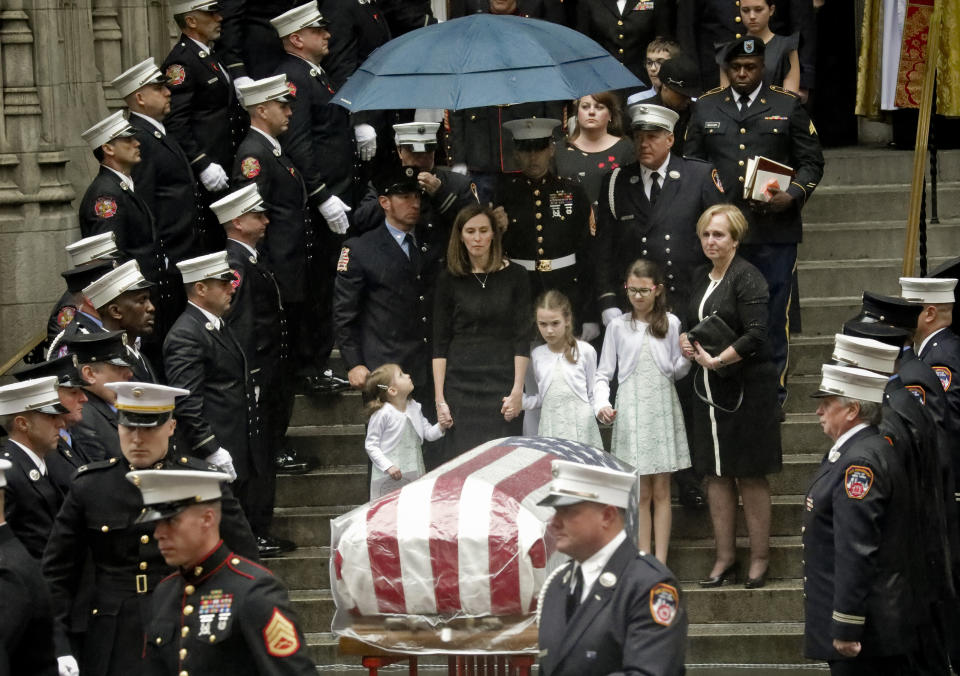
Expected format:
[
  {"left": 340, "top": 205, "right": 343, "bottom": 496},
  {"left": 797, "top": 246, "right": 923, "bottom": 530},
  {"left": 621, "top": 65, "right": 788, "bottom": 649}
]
[
  {"left": 226, "top": 552, "right": 273, "bottom": 579},
  {"left": 769, "top": 84, "right": 797, "bottom": 98},
  {"left": 682, "top": 156, "right": 710, "bottom": 164},
  {"left": 77, "top": 457, "right": 120, "bottom": 474},
  {"left": 699, "top": 86, "right": 725, "bottom": 98},
  {"left": 173, "top": 455, "right": 220, "bottom": 472}
]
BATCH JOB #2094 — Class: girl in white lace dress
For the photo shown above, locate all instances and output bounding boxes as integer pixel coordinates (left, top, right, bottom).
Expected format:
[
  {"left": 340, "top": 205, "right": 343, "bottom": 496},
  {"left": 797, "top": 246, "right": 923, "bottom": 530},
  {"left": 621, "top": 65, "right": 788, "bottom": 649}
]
[
  {"left": 595, "top": 260, "right": 692, "bottom": 563},
  {"left": 522, "top": 291, "right": 604, "bottom": 449},
  {"left": 364, "top": 364, "right": 449, "bottom": 499}
]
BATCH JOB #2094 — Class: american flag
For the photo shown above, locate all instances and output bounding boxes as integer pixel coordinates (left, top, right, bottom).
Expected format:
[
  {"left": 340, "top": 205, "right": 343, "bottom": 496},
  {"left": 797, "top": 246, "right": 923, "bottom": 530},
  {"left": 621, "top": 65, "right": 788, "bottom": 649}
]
[{"left": 331, "top": 436, "right": 631, "bottom": 620}]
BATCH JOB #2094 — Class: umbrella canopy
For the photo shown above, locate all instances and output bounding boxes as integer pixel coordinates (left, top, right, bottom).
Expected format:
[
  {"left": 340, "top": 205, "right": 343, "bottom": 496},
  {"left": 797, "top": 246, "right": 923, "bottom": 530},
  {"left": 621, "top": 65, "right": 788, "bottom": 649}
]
[{"left": 334, "top": 14, "right": 643, "bottom": 111}]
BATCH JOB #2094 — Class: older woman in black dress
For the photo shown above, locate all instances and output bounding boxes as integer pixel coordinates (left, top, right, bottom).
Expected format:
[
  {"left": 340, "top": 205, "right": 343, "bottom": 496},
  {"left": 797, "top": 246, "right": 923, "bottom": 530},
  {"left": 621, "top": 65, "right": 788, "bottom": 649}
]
[
  {"left": 432, "top": 204, "right": 532, "bottom": 465},
  {"left": 680, "top": 203, "right": 782, "bottom": 589}
]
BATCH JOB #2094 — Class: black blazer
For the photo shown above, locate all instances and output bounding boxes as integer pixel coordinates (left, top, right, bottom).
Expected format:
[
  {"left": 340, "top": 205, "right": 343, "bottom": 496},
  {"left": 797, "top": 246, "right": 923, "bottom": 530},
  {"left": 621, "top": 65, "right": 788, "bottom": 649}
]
[
  {"left": 318, "top": 0, "right": 392, "bottom": 89},
  {"left": 1, "top": 440, "right": 63, "bottom": 560},
  {"left": 71, "top": 392, "right": 123, "bottom": 463},
  {"left": 577, "top": 0, "right": 673, "bottom": 83},
  {"left": 46, "top": 437, "right": 89, "bottom": 495},
  {"left": 217, "top": 0, "right": 298, "bottom": 80}
]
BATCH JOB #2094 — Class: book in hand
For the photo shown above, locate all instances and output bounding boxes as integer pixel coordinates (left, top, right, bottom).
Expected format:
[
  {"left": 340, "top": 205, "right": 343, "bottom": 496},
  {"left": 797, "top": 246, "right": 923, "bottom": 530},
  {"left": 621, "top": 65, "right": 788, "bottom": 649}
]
[{"left": 743, "top": 156, "right": 795, "bottom": 201}]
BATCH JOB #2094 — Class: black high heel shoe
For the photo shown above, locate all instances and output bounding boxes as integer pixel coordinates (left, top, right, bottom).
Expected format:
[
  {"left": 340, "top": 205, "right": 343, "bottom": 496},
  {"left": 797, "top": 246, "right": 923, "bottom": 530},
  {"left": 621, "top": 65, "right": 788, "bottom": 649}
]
[
  {"left": 698, "top": 562, "right": 738, "bottom": 588},
  {"left": 744, "top": 568, "right": 768, "bottom": 589}
]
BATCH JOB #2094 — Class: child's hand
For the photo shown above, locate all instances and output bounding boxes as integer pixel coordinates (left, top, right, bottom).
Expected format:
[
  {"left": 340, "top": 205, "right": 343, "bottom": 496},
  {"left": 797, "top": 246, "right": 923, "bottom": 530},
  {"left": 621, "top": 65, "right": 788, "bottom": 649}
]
[
  {"left": 388, "top": 466, "right": 402, "bottom": 480},
  {"left": 598, "top": 406, "right": 617, "bottom": 424},
  {"left": 679, "top": 332, "right": 695, "bottom": 360}
]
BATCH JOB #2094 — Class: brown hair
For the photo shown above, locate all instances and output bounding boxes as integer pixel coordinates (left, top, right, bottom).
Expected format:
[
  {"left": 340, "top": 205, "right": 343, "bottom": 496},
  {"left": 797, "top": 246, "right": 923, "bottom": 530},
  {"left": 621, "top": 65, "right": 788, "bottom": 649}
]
[
  {"left": 646, "top": 37, "right": 681, "bottom": 57},
  {"left": 696, "top": 203, "right": 749, "bottom": 242},
  {"left": 626, "top": 259, "right": 669, "bottom": 339},
  {"left": 446, "top": 204, "right": 504, "bottom": 276},
  {"left": 363, "top": 363, "right": 402, "bottom": 417},
  {"left": 569, "top": 91, "right": 625, "bottom": 140},
  {"left": 535, "top": 290, "right": 579, "bottom": 364}
]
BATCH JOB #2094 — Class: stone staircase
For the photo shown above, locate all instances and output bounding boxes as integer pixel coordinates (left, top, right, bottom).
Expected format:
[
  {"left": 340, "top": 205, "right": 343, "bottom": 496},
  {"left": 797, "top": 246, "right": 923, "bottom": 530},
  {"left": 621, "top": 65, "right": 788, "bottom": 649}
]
[{"left": 266, "top": 147, "right": 960, "bottom": 674}]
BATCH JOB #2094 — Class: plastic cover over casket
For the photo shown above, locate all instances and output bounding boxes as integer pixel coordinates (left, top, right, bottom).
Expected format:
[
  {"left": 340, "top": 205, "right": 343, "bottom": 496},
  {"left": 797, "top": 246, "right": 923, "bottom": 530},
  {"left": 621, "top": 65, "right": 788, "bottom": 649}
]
[{"left": 329, "top": 436, "right": 633, "bottom": 654}]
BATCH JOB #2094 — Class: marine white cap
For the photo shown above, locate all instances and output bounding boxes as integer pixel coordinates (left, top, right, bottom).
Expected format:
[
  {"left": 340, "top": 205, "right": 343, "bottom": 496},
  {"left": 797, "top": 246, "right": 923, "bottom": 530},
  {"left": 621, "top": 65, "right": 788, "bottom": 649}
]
[
  {"left": 127, "top": 469, "right": 231, "bottom": 523},
  {"left": 537, "top": 459, "right": 636, "bottom": 509},
  {"left": 210, "top": 183, "right": 267, "bottom": 224},
  {"left": 66, "top": 232, "right": 119, "bottom": 267},
  {"left": 503, "top": 117, "right": 561, "bottom": 141},
  {"left": 813, "top": 364, "right": 888, "bottom": 404},
  {"left": 271, "top": 2, "right": 327, "bottom": 37},
  {"left": 111, "top": 57, "right": 166, "bottom": 98},
  {"left": 107, "top": 382, "right": 189, "bottom": 427},
  {"left": 628, "top": 103, "right": 679, "bottom": 132},
  {"left": 899, "top": 277, "right": 958, "bottom": 305},
  {"left": 394, "top": 122, "right": 440, "bottom": 152},
  {"left": 0, "top": 376, "right": 69, "bottom": 416},
  {"left": 170, "top": 0, "right": 219, "bottom": 16},
  {"left": 83, "top": 259, "right": 153, "bottom": 310},
  {"left": 176, "top": 251, "right": 233, "bottom": 284},
  {"left": 0, "top": 459, "right": 11, "bottom": 489},
  {"left": 832, "top": 334, "right": 900, "bottom": 375},
  {"left": 81, "top": 110, "right": 137, "bottom": 150},
  {"left": 237, "top": 74, "right": 290, "bottom": 107}
]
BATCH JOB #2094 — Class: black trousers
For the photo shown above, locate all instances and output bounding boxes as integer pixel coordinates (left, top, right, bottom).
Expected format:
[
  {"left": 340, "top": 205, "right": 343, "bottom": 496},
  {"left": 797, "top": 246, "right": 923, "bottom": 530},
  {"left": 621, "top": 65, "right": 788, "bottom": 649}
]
[{"left": 829, "top": 654, "right": 911, "bottom": 675}]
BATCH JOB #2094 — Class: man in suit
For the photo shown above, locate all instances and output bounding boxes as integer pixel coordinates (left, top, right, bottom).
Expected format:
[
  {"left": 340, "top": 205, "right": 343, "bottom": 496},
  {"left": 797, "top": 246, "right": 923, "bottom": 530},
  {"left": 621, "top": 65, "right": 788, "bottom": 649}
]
[
  {"left": 576, "top": 0, "right": 673, "bottom": 84},
  {"left": 318, "top": 0, "right": 390, "bottom": 90},
  {"left": 685, "top": 36, "right": 824, "bottom": 403},
  {"left": 537, "top": 460, "right": 687, "bottom": 676},
  {"left": 217, "top": 0, "right": 299, "bottom": 80},
  {"left": 0, "top": 458, "right": 58, "bottom": 676},
  {"left": 0, "top": 376, "right": 68, "bottom": 559}
]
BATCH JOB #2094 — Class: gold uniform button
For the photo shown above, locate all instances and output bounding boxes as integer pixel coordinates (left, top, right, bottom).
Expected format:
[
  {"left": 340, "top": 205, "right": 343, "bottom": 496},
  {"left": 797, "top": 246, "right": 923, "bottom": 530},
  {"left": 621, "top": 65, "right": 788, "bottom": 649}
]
[
  {"left": 538, "top": 248, "right": 545, "bottom": 255},
  {"left": 184, "top": 584, "right": 196, "bottom": 595},
  {"left": 101, "top": 525, "right": 110, "bottom": 533},
  {"left": 535, "top": 200, "right": 541, "bottom": 206},
  {"left": 231, "top": 558, "right": 240, "bottom": 565},
  {"left": 738, "top": 176, "right": 745, "bottom": 183},
  {"left": 156, "top": 637, "right": 163, "bottom": 645},
  {"left": 536, "top": 225, "right": 543, "bottom": 231},
  {"left": 738, "top": 160, "right": 744, "bottom": 166},
  {"left": 735, "top": 16, "right": 742, "bottom": 22},
  {"left": 209, "top": 635, "right": 217, "bottom": 643},
  {"left": 535, "top": 213, "right": 542, "bottom": 220},
  {"left": 180, "top": 671, "right": 188, "bottom": 676},
  {"left": 141, "top": 535, "right": 150, "bottom": 544},
  {"left": 617, "top": 19, "right": 623, "bottom": 25},
  {"left": 91, "top": 608, "right": 99, "bottom": 615},
  {"left": 184, "top": 605, "right": 194, "bottom": 616},
  {"left": 139, "top": 562, "right": 148, "bottom": 571},
  {"left": 180, "top": 457, "right": 188, "bottom": 463},
  {"left": 180, "top": 649, "right": 188, "bottom": 659},
  {"left": 739, "top": 144, "right": 746, "bottom": 150},
  {"left": 618, "top": 48, "right": 624, "bottom": 54},
  {"left": 537, "top": 236, "right": 543, "bottom": 243},
  {"left": 533, "top": 190, "right": 540, "bottom": 197},
  {"left": 739, "top": 128, "right": 746, "bottom": 134},
  {"left": 181, "top": 626, "right": 190, "bottom": 638},
  {"left": 618, "top": 33, "right": 624, "bottom": 39},
  {"left": 736, "top": 33, "right": 742, "bottom": 38}
]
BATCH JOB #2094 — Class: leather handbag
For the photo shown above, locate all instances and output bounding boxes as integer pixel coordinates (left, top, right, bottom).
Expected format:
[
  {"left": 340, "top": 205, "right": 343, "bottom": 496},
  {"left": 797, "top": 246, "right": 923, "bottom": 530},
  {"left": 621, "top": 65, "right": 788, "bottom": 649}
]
[{"left": 687, "top": 312, "right": 743, "bottom": 379}]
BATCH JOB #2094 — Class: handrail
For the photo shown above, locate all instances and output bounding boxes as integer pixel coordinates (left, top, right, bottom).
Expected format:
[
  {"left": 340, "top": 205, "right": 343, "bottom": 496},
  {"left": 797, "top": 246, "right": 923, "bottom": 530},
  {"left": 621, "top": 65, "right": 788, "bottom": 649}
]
[{"left": 0, "top": 329, "right": 47, "bottom": 376}]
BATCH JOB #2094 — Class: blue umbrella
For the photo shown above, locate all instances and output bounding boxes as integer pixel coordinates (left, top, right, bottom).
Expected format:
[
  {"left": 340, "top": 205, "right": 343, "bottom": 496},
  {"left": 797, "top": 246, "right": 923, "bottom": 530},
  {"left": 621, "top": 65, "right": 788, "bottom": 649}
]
[{"left": 333, "top": 14, "right": 643, "bottom": 111}]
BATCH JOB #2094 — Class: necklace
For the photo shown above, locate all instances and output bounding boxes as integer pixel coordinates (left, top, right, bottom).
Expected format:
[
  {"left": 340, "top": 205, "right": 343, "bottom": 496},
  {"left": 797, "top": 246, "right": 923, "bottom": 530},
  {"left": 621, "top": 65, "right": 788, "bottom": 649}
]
[{"left": 472, "top": 272, "right": 489, "bottom": 289}]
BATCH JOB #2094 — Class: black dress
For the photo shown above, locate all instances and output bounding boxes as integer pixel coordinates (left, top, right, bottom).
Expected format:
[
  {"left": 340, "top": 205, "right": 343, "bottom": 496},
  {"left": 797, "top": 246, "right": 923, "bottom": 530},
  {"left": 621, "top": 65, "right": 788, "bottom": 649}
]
[
  {"left": 433, "top": 262, "right": 532, "bottom": 464},
  {"left": 555, "top": 137, "right": 635, "bottom": 205},
  {"left": 686, "top": 255, "right": 782, "bottom": 477}
]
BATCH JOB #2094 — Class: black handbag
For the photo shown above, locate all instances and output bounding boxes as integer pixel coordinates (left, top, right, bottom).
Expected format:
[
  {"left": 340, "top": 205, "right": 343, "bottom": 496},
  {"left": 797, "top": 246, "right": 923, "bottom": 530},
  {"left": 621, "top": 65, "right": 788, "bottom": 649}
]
[{"left": 687, "top": 312, "right": 743, "bottom": 379}]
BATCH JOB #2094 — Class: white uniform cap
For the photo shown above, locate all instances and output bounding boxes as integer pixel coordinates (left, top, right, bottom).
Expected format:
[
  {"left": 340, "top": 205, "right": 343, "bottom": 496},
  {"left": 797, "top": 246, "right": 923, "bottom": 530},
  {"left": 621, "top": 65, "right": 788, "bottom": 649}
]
[
  {"left": 0, "top": 459, "right": 11, "bottom": 489},
  {"left": 625, "top": 88, "right": 658, "bottom": 106},
  {"left": 537, "top": 459, "right": 635, "bottom": 509},
  {"left": 813, "top": 364, "right": 888, "bottom": 404},
  {"left": 177, "top": 251, "right": 233, "bottom": 284},
  {"left": 83, "top": 259, "right": 153, "bottom": 310},
  {"left": 628, "top": 103, "right": 679, "bottom": 132},
  {"left": 237, "top": 75, "right": 290, "bottom": 107},
  {"left": 111, "top": 58, "right": 166, "bottom": 98},
  {"left": 502, "top": 118, "right": 561, "bottom": 141},
  {"left": 170, "top": 0, "right": 219, "bottom": 16},
  {"left": 126, "top": 469, "right": 231, "bottom": 523},
  {"left": 271, "top": 3, "right": 327, "bottom": 37},
  {"left": 832, "top": 334, "right": 901, "bottom": 375},
  {"left": 899, "top": 277, "right": 958, "bottom": 305},
  {"left": 66, "top": 232, "right": 119, "bottom": 267},
  {"left": 81, "top": 110, "right": 137, "bottom": 150},
  {"left": 210, "top": 183, "right": 267, "bottom": 224},
  {"left": 108, "top": 382, "right": 189, "bottom": 413},
  {"left": 0, "top": 376, "right": 69, "bottom": 416},
  {"left": 393, "top": 122, "right": 440, "bottom": 152}
]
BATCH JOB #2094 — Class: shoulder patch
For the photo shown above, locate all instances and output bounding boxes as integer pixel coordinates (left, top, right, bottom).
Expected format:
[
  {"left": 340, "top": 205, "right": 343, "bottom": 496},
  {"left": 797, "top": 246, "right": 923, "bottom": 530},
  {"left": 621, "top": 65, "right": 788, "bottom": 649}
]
[
  {"left": 231, "top": 269, "right": 242, "bottom": 290},
  {"left": 263, "top": 607, "right": 300, "bottom": 657},
  {"left": 844, "top": 465, "right": 874, "bottom": 500},
  {"left": 241, "top": 157, "right": 261, "bottom": 179},
  {"left": 904, "top": 384, "right": 926, "bottom": 404},
  {"left": 933, "top": 366, "right": 952, "bottom": 391},
  {"left": 337, "top": 246, "right": 350, "bottom": 272},
  {"left": 95, "top": 197, "right": 118, "bottom": 219},
  {"left": 699, "top": 85, "right": 725, "bottom": 98},
  {"left": 166, "top": 64, "right": 186, "bottom": 86},
  {"left": 57, "top": 306, "right": 76, "bottom": 328},
  {"left": 711, "top": 168, "right": 724, "bottom": 193},
  {"left": 809, "top": 119, "right": 818, "bottom": 136},
  {"left": 286, "top": 81, "right": 297, "bottom": 98},
  {"left": 649, "top": 583, "right": 679, "bottom": 626}
]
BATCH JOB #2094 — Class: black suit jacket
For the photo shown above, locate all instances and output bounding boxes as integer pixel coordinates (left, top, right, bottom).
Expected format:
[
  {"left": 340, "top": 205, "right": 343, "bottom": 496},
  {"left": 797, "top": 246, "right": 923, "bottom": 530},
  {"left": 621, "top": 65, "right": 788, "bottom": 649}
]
[
  {"left": 163, "top": 33, "right": 247, "bottom": 175},
  {"left": 232, "top": 129, "right": 315, "bottom": 303},
  {"left": 318, "top": 0, "right": 392, "bottom": 89},
  {"left": 46, "top": 436, "right": 90, "bottom": 495},
  {"left": 217, "top": 0, "right": 299, "bottom": 80},
  {"left": 71, "top": 392, "right": 122, "bottom": 463},
  {"left": 538, "top": 538, "right": 687, "bottom": 676},
  {"left": 47, "top": 311, "right": 105, "bottom": 360},
  {"left": 577, "top": 0, "right": 673, "bottom": 83},
  {"left": 1, "top": 440, "right": 63, "bottom": 560},
  {"left": 163, "top": 304, "right": 258, "bottom": 477}
]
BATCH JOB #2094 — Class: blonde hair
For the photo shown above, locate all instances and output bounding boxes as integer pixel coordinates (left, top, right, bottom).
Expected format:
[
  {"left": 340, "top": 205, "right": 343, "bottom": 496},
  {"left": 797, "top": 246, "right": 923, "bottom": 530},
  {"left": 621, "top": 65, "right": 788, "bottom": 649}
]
[
  {"left": 535, "top": 290, "right": 579, "bottom": 364},
  {"left": 696, "top": 203, "right": 749, "bottom": 242},
  {"left": 363, "top": 363, "right": 402, "bottom": 417}
]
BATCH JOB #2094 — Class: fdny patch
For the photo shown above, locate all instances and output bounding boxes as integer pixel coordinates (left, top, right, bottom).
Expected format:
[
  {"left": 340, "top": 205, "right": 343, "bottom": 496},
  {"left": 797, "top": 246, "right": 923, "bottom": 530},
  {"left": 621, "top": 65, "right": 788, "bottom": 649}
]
[
  {"left": 231, "top": 269, "right": 242, "bottom": 290},
  {"left": 337, "top": 246, "right": 350, "bottom": 272},
  {"left": 94, "top": 197, "right": 118, "bottom": 219},
  {"left": 905, "top": 384, "right": 926, "bottom": 404},
  {"left": 650, "top": 583, "right": 679, "bottom": 626},
  {"left": 166, "top": 64, "right": 186, "bottom": 86},
  {"left": 844, "top": 465, "right": 874, "bottom": 500},
  {"left": 241, "top": 157, "right": 261, "bottom": 179},
  {"left": 286, "top": 81, "right": 297, "bottom": 98},
  {"left": 711, "top": 168, "right": 724, "bottom": 193},
  {"left": 933, "top": 366, "right": 952, "bottom": 391},
  {"left": 263, "top": 607, "right": 300, "bottom": 657},
  {"left": 57, "top": 306, "right": 76, "bottom": 328}
]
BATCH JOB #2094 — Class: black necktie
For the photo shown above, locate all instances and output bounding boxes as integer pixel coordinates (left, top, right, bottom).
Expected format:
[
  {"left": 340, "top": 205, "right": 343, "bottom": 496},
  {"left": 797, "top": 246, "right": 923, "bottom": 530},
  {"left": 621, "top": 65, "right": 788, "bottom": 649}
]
[
  {"left": 404, "top": 233, "right": 421, "bottom": 269},
  {"left": 566, "top": 565, "right": 584, "bottom": 622},
  {"left": 649, "top": 171, "right": 662, "bottom": 206},
  {"left": 739, "top": 94, "right": 750, "bottom": 112}
]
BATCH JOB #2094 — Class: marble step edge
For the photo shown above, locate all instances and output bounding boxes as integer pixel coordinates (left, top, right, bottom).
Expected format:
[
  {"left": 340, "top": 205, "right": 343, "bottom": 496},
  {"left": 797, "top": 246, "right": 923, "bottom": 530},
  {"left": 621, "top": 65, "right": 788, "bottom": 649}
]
[{"left": 811, "top": 180, "right": 960, "bottom": 194}]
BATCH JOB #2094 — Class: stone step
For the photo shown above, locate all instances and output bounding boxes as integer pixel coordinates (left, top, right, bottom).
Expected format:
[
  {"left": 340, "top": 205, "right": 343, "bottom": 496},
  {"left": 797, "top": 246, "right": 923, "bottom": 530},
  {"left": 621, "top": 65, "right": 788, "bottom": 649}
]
[
  {"left": 272, "top": 505, "right": 351, "bottom": 547},
  {"left": 799, "top": 219, "right": 960, "bottom": 262},
  {"left": 275, "top": 465, "right": 368, "bottom": 508},
  {"left": 820, "top": 148, "right": 960, "bottom": 186},
  {"left": 676, "top": 495, "right": 803, "bottom": 539},
  {"left": 290, "top": 391, "right": 366, "bottom": 428},
  {"left": 770, "top": 453, "right": 819, "bottom": 495},
  {"left": 784, "top": 376, "right": 822, "bottom": 414},
  {"left": 669, "top": 536, "right": 803, "bottom": 583},
  {"left": 268, "top": 546, "right": 330, "bottom": 591},
  {"left": 781, "top": 414, "right": 827, "bottom": 455},
  {"left": 290, "top": 588, "right": 336, "bottom": 634},
  {"left": 286, "top": 424, "right": 366, "bottom": 466},
  {"left": 803, "top": 182, "right": 960, "bottom": 224},
  {"left": 798, "top": 296, "right": 862, "bottom": 337},
  {"left": 789, "top": 336, "right": 834, "bottom": 378},
  {"left": 797, "top": 257, "right": 952, "bottom": 300}
]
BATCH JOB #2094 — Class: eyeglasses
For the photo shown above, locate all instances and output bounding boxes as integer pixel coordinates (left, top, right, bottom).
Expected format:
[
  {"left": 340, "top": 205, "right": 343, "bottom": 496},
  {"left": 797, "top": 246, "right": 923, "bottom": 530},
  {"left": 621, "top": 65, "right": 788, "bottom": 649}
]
[
  {"left": 625, "top": 286, "right": 656, "bottom": 297},
  {"left": 646, "top": 58, "right": 667, "bottom": 68}
]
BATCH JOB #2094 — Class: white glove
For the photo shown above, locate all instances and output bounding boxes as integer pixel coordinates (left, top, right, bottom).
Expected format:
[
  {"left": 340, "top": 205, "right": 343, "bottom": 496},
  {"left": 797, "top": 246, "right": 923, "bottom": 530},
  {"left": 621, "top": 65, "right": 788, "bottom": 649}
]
[
  {"left": 602, "top": 308, "right": 623, "bottom": 327},
  {"left": 58, "top": 656, "right": 79, "bottom": 676},
  {"left": 199, "top": 163, "right": 229, "bottom": 192},
  {"left": 319, "top": 195, "right": 352, "bottom": 234},
  {"left": 580, "top": 322, "right": 601, "bottom": 342},
  {"left": 354, "top": 123, "right": 377, "bottom": 161},
  {"left": 233, "top": 76, "right": 255, "bottom": 103},
  {"left": 206, "top": 448, "right": 237, "bottom": 482},
  {"left": 451, "top": 163, "right": 468, "bottom": 176}
]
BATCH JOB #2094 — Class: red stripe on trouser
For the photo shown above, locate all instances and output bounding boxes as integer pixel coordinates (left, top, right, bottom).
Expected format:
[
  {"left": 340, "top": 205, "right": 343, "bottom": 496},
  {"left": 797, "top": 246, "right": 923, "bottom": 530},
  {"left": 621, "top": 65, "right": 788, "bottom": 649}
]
[
  {"left": 366, "top": 495, "right": 406, "bottom": 613},
  {"left": 429, "top": 445, "right": 518, "bottom": 613},
  {"left": 487, "top": 454, "right": 555, "bottom": 614}
]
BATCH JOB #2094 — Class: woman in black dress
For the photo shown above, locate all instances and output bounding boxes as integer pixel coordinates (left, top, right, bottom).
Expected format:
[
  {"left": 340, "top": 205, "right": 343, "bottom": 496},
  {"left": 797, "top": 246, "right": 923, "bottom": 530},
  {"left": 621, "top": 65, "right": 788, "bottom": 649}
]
[
  {"left": 680, "top": 204, "right": 782, "bottom": 589},
  {"left": 432, "top": 204, "right": 532, "bottom": 464}
]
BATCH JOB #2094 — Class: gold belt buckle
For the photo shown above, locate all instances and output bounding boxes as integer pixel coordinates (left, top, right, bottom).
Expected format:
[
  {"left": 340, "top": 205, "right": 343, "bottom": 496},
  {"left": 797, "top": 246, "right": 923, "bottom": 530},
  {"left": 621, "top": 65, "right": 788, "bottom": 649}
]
[
  {"left": 536, "top": 259, "right": 552, "bottom": 272},
  {"left": 136, "top": 574, "right": 148, "bottom": 594}
]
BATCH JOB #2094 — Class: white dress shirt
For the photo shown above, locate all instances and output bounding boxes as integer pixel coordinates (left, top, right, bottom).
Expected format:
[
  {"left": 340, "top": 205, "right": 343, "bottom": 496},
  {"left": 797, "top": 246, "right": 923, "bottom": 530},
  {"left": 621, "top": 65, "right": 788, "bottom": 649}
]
[
  {"left": 522, "top": 341, "right": 598, "bottom": 411},
  {"left": 917, "top": 326, "right": 948, "bottom": 356},
  {"left": 10, "top": 439, "right": 46, "bottom": 475},
  {"left": 228, "top": 238, "right": 259, "bottom": 262},
  {"left": 364, "top": 399, "right": 445, "bottom": 472},
  {"left": 104, "top": 165, "right": 135, "bottom": 193},
  {"left": 640, "top": 155, "right": 671, "bottom": 200},
  {"left": 574, "top": 529, "right": 627, "bottom": 602},
  {"left": 131, "top": 111, "right": 166, "bottom": 136},
  {"left": 251, "top": 126, "right": 282, "bottom": 154},
  {"left": 827, "top": 422, "right": 869, "bottom": 463},
  {"left": 188, "top": 301, "right": 222, "bottom": 330}
]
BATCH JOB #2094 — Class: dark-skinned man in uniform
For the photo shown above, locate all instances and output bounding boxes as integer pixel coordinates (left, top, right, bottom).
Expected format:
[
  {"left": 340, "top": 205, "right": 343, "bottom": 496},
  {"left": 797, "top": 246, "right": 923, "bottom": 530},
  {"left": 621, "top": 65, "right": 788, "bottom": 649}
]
[
  {"left": 134, "top": 468, "right": 315, "bottom": 676},
  {"left": 685, "top": 36, "right": 824, "bottom": 407},
  {"left": 42, "top": 382, "right": 258, "bottom": 676},
  {"left": 537, "top": 460, "right": 687, "bottom": 676}
]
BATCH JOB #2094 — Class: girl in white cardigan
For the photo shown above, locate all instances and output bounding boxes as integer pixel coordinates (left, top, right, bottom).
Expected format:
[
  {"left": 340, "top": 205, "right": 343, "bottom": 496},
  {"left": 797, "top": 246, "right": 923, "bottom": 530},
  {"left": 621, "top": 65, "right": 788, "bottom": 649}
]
[
  {"left": 522, "top": 290, "right": 603, "bottom": 449},
  {"left": 596, "top": 260, "right": 691, "bottom": 563},
  {"left": 364, "top": 363, "right": 448, "bottom": 499}
]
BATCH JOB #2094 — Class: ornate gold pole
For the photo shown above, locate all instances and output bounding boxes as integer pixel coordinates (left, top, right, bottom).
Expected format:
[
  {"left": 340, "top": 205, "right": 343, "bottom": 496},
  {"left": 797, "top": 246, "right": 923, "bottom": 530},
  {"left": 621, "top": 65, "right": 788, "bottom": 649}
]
[{"left": 902, "top": 0, "right": 944, "bottom": 276}]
